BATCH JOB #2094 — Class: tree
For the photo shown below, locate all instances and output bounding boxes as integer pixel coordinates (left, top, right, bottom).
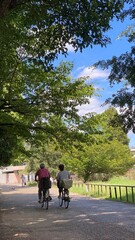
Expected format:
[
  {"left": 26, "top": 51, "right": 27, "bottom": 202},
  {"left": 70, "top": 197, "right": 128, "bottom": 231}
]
[
  {"left": 0, "top": 0, "right": 125, "bottom": 69},
  {"left": 0, "top": 0, "right": 131, "bottom": 165},
  {"left": 61, "top": 107, "right": 132, "bottom": 182},
  {"left": 0, "top": 62, "right": 95, "bottom": 165},
  {"left": 25, "top": 140, "right": 63, "bottom": 177},
  {"left": 94, "top": 1, "right": 135, "bottom": 133},
  {"left": 95, "top": 107, "right": 130, "bottom": 145},
  {"left": 62, "top": 140, "right": 133, "bottom": 182},
  {"left": 77, "top": 107, "right": 129, "bottom": 145}
]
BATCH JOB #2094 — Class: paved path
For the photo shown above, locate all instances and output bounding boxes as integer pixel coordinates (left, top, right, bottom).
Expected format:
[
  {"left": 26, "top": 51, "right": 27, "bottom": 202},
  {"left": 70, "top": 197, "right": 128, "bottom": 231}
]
[{"left": 1, "top": 184, "right": 135, "bottom": 240}]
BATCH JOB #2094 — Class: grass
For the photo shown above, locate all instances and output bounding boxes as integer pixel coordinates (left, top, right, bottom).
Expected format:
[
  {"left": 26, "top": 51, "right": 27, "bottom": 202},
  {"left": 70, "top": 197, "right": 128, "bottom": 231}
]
[
  {"left": 28, "top": 181, "right": 37, "bottom": 187},
  {"left": 97, "top": 176, "right": 135, "bottom": 186}
]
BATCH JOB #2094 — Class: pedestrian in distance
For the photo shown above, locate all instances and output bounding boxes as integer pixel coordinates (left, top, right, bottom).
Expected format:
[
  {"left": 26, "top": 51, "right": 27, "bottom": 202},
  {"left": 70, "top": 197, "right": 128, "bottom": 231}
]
[{"left": 21, "top": 174, "right": 26, "bottom": 187}]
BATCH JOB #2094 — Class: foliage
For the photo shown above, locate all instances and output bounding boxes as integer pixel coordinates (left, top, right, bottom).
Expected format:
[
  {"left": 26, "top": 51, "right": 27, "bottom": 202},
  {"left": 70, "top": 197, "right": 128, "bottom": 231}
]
[
  {"left": 96, "top": 107, "right": 130, "bottom": 145},
  {"left": 94, "top": 1, "right": 135, "bottom": 133},
  {"left": 1, "top": 0, "right": 123, "bottom": 165},
  {"left": 0, "top": 61, "right": 94, "bottom": 165},
  {"left": 0, "top": 1, "right": 124, "bottom": 61},
  {"left": 64, "top": 140, "right": 133, "bottom": 182},
  {"left": 25, "top": 140, "right": 63, "bottom": 177},
  {"left": 0, "top": 0, "right": 133, "bottom": 166},
  {"left": 61, "top": 108, "right": 132, "bottom": 182}
]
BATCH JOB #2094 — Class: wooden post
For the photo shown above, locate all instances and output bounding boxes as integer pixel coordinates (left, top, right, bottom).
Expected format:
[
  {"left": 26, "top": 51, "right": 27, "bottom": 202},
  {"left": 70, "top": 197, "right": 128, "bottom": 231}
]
[
  {"left": 109, "top": 186, "right": 112, "bottom": 198},
  {"left": 85, "top": 184, "right": 89, "bottom": 193},
  {"left": 114, "top": 186, "right": 117, "bottom": 199},
  {"left": 131, "top": 187, "right": 134, "bottom": 203},
  {"left": 126, "top": 186, "right": 128, "bottom": 202},
  {"left": 119, "top": 186, "right": 122, "bottom": 200}
]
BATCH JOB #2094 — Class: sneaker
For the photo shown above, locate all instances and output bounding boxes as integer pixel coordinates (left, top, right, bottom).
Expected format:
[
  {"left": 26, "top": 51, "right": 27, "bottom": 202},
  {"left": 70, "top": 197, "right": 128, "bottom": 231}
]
[{"left": 38, "top": 200, "right": 41, "bottom": 203}]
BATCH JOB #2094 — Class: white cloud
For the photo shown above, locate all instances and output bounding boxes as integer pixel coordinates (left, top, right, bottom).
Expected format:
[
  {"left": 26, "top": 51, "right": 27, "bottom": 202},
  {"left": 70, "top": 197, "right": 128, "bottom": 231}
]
[
  {"left": 76, "top": 66, "right": 85, "bottom": 71},
  {"left": 77, "top": 97, "right": 109, "bottom": 116},
  {"left": 78, "top": 66, "right": 109, "bottom": 79},
  {"left": 66, "top": 43, "right": 75, "bottom": 52}
]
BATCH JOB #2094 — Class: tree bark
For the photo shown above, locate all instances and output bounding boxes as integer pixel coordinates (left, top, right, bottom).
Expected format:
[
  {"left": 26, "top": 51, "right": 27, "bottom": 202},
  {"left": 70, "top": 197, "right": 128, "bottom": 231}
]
[
  {"left": 0, "top": 0, "right": 12, "bottom": 17},
  {"left": 0, "top": 0, "right": 25, "bottom": 17}
]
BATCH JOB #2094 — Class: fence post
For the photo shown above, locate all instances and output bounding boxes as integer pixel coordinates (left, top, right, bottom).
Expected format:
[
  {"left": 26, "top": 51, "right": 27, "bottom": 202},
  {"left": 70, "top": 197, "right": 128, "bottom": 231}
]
[
  {"left": 109, "top": 186, "right": 112, "bottom": 198},
  {"left": 85, "top": 183, "right": 89, "bottom": 193},
  {"left": 119, "top": 186, "right": 122, "bottom": 200},
  {"left": 114, "top": 186, "right": 117, "bottom": 199},
  {"left": 101, "top": 185, "right": 103, "bottom": 195},
  {"left": 94, "top": 185, "right": 96, "bottom": 195},
  {"left": 98, "top": 185, "right": 99, "bottom": 195},
  {"left": 131, "top": 187, "right": 134, "bottom": 203},
  {"left": 105, "top": 185, "right": 107, "bottom": 196},
  {"left": 126, "top": 186, "right": 128, "bottom": 202}
]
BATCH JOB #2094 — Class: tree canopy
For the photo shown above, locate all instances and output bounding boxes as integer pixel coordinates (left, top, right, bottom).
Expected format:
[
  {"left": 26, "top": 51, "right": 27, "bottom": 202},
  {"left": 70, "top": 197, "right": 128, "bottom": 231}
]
[
  {"left": 0, "top": 0, "right": 133, "bottom": 169},
  {"left": 0, "top": 61, "right": 95, "bottom": 165},
  {"left": 0, "top": 0, "right": 127, "bottom": 165},
  {"left": 61, "top": 108, "right": 133, "bottom": 182},
  {"left": 94, "top": 1, "right": 135, "bottom": 133},
  {"left": 0, "top": 0, "right": 125, "bottom": 69}
]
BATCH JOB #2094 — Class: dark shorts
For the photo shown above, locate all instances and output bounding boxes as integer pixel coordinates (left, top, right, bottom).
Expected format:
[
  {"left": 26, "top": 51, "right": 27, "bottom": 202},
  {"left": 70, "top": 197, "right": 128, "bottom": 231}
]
[{"left": 57, "top": 180, "right": 63, "bottom": 193}]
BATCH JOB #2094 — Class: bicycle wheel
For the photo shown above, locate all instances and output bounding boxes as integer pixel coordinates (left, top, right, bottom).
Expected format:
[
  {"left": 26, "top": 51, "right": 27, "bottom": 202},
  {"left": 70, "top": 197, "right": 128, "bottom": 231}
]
[
  {"left": 64, "top": 189, "right": 70, "bottom": 209},
  {"left": 64, "top": 198, "right": 69, "bottom": 209},
  {"left": 41, "top": 193, "right": 44, "bottom": 208},
  {"left": 41, "top": 189, "right": 49, "bottom": 209},
  {"left": 41, "top": 200, "right": 44, "bottom": 208},
  {"left": 59, "top": 191, "right": 64, "bottom": 207},
  {"left": 44, "top": 189, "right": 49, "bottom": 210}
]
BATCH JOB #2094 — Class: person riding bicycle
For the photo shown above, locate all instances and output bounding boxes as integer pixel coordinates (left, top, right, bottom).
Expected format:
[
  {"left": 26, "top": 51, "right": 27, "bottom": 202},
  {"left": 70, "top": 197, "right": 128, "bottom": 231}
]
[
  {"left": 35, "top": 163, "right": 52, "bottom": 203},
  {"left": 56, "top": 164, "right": 70, "bottom": 198}
]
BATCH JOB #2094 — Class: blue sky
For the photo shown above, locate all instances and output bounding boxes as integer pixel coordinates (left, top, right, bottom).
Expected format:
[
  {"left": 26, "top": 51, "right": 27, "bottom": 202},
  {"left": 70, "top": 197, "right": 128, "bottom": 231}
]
[{"left": 56, "top": 16, "right": 134, "bottom": 148}]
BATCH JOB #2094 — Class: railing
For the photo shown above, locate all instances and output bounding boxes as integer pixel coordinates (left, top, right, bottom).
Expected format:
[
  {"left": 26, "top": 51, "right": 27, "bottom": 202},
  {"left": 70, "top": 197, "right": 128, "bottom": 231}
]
[{"left": 73, "top": 182, "right": 135, "bottom": 203}]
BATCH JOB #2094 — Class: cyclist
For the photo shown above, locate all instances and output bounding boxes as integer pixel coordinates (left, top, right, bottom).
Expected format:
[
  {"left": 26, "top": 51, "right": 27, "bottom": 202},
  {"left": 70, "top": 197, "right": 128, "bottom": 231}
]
[
  {"left": 56, "top": 164, "right": 70, "bottom": 198},
  {"left": 35, "top": 163, "right": 52, "bottom": 203}
]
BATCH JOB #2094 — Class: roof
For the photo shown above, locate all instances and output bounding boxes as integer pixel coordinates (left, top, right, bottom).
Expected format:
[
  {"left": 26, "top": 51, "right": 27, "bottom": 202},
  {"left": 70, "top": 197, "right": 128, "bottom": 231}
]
[{"left": 2, "top": 165, "right": 26, "bottom": 173}]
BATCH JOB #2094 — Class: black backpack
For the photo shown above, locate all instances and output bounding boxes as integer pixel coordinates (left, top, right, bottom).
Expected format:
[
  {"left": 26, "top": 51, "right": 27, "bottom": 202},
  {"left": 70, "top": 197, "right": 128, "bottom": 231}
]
[{"left": 41, "top": 177, "right": 51, "bottom": 190}]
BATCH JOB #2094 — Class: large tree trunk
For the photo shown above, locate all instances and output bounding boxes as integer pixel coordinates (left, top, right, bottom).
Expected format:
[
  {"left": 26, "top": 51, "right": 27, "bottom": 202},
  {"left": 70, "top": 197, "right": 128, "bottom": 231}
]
[
  {"left": 0, "top": 0, "right": 21, "bottom": 17},
  {"left": 0, "top": 0, "right": 12, "bottom": 17}
]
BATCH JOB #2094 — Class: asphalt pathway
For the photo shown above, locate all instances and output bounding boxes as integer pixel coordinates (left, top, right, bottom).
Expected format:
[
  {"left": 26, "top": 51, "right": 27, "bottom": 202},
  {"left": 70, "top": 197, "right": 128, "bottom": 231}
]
[{"left": 0, "top": 184, "right": 135, "bottom": 240}]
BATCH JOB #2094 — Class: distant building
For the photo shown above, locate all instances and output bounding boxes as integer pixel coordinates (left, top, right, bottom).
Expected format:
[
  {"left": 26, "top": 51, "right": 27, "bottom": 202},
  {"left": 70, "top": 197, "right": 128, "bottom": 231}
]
[{"left": 0, "top": 165, "right": 26, "bottom": 184}]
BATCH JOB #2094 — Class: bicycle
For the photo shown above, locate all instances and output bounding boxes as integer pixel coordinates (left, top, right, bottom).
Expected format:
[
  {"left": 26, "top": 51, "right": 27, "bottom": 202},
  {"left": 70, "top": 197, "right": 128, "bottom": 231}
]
[
  {"left": 39, "top": 177, "right": 52, "bottom": 210},
  {"left": 41, "top": 188, "right": 49, "bottom": 210},
  {"left": 59, "top": 188, "right": 70, "bottom": 209}
]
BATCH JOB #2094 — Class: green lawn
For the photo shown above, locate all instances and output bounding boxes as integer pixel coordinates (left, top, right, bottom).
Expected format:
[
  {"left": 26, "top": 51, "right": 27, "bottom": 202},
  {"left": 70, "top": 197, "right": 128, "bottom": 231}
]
[{"left": 94, "top": 176, "right": 135, "bottom": 186}]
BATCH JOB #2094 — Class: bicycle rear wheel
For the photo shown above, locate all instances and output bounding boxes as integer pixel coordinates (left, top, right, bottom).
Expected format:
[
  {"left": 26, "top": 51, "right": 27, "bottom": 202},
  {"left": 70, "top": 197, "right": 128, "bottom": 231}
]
[
  {"left": 41, "top": 196, "right": 44, "bottom": 208},
  {"left": 64, "top": 199, "right": 69, "bottom": 209},
  {"left": 64, "top": 196, "right": 70, "bottom": 209},
  {"left": 59, "top": 190, "right": 64, "bottom": 207},
  {"left": 44, "top": 198, "right": 49, "bottom": 210},
  {"left": 45, "top": 189, "right": 49, "bottom": 210},
  {"left": 64, "top": 189, "right": 70, "bottom": 209},
  {"left": 42, "top": 189, "right": 49, "bottom": 210},
  {"left": 41, "top": 200, "right": 44, "bottom": 208}
]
